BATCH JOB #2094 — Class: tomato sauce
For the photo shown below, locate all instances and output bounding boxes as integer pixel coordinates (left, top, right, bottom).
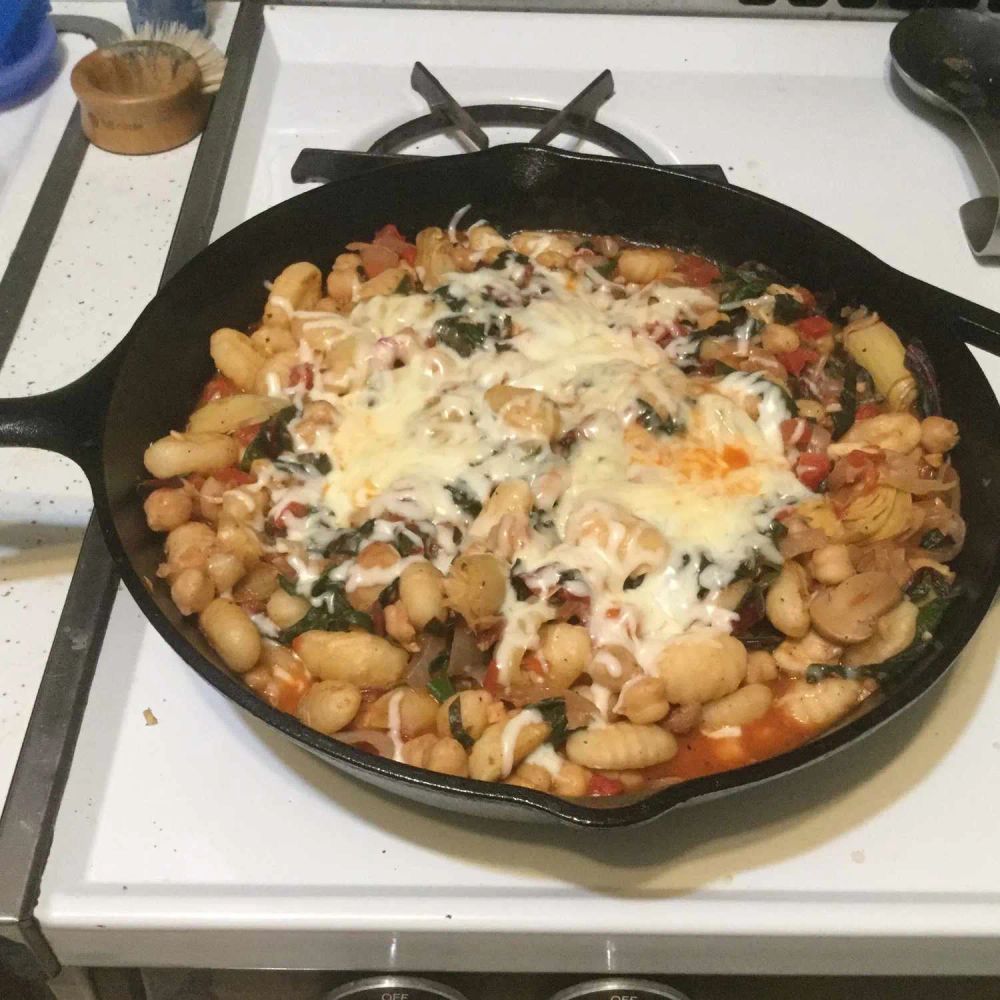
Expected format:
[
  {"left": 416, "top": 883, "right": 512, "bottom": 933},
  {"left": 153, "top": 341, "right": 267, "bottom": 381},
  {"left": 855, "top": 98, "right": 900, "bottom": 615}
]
[{"left": 644, "top": 678, "right": 815, "bottom": 783}]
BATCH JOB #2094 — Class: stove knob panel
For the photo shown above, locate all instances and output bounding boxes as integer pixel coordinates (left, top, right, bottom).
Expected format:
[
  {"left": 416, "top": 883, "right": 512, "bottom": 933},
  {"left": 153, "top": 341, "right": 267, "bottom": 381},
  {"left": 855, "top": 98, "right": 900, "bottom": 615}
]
[
  {"left": 324, "top": 976, "right": 468, "bottom": 1000},
  {"left": 549, "top": 980, "right": 692, "bottom": 1000}
]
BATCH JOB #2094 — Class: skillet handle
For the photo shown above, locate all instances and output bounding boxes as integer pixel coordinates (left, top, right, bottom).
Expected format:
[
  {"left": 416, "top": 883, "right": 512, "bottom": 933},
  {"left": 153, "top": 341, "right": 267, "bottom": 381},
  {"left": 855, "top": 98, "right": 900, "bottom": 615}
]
[
  {"left": 0, "top": 345, "right": 123, "bottom": 482},
  {"left": 957, "top": 303, "right": 1000, "bottom": 360}
]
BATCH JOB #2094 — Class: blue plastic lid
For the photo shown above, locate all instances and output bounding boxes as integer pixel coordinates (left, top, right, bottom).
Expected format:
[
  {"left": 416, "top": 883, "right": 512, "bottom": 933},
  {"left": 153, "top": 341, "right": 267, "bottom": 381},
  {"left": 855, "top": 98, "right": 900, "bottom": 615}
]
[
  {"left": 0, "top": 12, "right": 57, "bottom": 107},
  {"left": 1, "top": 0, "right": 51, "bottom": 62}
]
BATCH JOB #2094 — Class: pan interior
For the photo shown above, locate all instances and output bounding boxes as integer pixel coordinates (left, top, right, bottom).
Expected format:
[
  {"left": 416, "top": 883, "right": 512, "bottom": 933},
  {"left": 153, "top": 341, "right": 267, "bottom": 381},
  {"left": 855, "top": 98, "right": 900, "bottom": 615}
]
[{"left": 97, "top": 146, "right": 1000, "bottom": 826}]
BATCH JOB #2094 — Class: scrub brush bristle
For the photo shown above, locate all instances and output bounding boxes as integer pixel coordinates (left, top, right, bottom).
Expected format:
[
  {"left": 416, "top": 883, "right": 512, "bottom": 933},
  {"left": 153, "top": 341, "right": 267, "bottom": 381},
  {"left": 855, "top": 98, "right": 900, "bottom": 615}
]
[{"left": 130, "top": 21, "right": 225, "bottom": 93}]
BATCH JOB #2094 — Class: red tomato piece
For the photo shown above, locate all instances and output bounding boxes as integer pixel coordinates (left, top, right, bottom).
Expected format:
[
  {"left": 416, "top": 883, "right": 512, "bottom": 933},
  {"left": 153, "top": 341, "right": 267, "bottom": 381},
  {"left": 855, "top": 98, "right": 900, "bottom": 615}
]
[
  {"left": 198, "top": 374, "right": 238, "bottom": 406},
  {"left": 855, "top": 402, "right": 881, "bottom": 420},
  {"left": 677, "top": 254, "right": 721, "bottom": 287},
  {"left": 587, "top": 774, "right": 625, "bottom": 797},
  {"left": 373, "top": 224, "right": 418, "bottom": 266},
  {"left": 795, "top": 315, "right": 833, "bottom": 339},
  {"left": 776, "top": 347, "right": 819, "bottom": 375},
  {"left": 796, "top": 452, "right": 832, "bottom": 491},
  {"left": 289, "top": 363, "right": 314, "bottom": 389},
  {"left": 212, "top": 465, "right": 256, "bottom": 487},
  {"left": 792, "top": 285, "right": 817, "bottom": 309},
  {"left": 234, "top": 422, "right": 262, "bottom": 446},
  {"left": 272, "top": 501, "right": 311, "bottom": 533},
  {"left": 360, "top": 243, "right": 399, "bottom": 279},
  {"left": 780, "top": 418, "right": 813, "bottom": 448},
  {"left": 484, "top": 660, "right": 502, "bottom": 697}
]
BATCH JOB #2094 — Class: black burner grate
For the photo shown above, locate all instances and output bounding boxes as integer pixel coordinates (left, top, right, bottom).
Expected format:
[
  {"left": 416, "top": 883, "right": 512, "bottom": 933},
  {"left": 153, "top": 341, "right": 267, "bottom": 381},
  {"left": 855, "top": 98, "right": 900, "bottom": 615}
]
[{"left": 291, "top": 62, "right": 727, "bottom": 186}]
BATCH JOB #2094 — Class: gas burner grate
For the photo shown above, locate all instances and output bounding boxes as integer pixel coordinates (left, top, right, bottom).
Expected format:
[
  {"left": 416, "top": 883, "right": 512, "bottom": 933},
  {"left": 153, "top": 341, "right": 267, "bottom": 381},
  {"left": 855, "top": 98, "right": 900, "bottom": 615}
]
[{"left": 291, "top": 62, "right": 728, "bottom": 186}]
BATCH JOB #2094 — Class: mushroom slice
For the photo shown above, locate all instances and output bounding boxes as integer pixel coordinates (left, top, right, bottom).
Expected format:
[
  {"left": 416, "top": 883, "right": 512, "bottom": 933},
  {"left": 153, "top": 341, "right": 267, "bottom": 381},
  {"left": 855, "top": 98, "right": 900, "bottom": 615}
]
[{"left": 809, "top": 571, "right": 902, "bottom": 646}]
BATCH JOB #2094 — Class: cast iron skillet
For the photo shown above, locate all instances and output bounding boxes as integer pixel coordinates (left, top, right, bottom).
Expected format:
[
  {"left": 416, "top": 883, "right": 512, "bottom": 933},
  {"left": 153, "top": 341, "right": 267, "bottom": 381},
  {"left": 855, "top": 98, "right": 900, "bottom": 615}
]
[{"left": 3, "top": 145, "right": 1000, "bottom": 828}]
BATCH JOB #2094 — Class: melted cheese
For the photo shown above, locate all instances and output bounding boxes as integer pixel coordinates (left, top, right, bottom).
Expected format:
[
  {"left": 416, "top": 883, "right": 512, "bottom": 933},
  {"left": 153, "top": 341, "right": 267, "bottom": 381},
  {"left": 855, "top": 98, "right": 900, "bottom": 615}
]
[{"left": 260, "top": 253, "right": 811, "bottom": 681}]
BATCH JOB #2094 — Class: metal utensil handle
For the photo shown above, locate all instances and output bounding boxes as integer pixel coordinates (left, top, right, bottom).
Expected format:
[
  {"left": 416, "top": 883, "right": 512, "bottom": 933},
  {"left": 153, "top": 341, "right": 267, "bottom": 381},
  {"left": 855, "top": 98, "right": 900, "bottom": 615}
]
[{"left": 959, "top": 110, "right": 1000, "bottom": 257}]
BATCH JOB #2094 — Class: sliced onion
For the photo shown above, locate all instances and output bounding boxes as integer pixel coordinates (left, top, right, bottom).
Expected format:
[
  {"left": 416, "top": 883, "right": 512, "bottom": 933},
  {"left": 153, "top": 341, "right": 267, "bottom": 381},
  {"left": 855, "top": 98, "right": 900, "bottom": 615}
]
[
  {"left": 407, "top": 633, "right": 448, "bottom": 690},
  {"left": 780, "top": 526, "right": 827, "bottom": 559},
  {"left": 882, "top": 473, "right": 954, "bottom": 495},
  {"left": 449, "top": 622, "right": 488, "bottom": 681},
  {"left": 333, "top": 729, "right": 395, "bottom": 757}
]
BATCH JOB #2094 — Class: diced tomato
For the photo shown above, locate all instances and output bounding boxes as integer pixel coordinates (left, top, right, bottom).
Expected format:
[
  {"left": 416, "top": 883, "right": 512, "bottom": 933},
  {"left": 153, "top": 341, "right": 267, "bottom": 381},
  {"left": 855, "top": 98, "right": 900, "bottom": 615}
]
[
  {"left": 271, "top": 501, "right": 311, "bottom": 534},
  {"left": 796, "top": 452, "right": 832, "bottom": 491},
  {"left": 484, "top": 660, "right": 501, "bottom": 697},
  {"left": 855, "top": 402, "right": 881, "bottom": 420},
  {"left": 289, "top": 363, "right": 314, "bottom": 390},
  {"left": 587, "top": 774, "right": 625, "bottom": 797},
  {"left": 359, "top": 243, "right": 399, "bottom": 279},
  {"left": 676, "top": 254, "right": 721, "bottom": 287},
  {"left": 795, "top": 315, "right": 833, "bottom": 339},
  {"left": 198, "top": 374, "right": 238, "bottom": 406},
  {"left": 792, "top": 285, "right": 817, "bottom": 309},
  {"left": 723, "top": 444, "right": 750, "bottom": 470},
  {"left": 373, "top": 223, "right": 418, "bottom": 266},
  {"left": 780, "top": 418, "right": 813, "bottom": 448},
  {"left": 373, "top": 223, "right": 410, "bottom": 248},
  {"left": 776, "top": 347, "right": 819, "bottom": 375},
  {"left": 235, "top": 422, "right": 262, "bottom": 446},
  {"left": 211, "top": 465, "right": 256, "bottom": 487}
]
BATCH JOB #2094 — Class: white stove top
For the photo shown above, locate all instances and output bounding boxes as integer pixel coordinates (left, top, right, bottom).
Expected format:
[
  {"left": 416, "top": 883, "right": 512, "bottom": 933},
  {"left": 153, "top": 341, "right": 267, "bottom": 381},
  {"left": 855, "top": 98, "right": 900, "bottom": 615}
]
[{"left": 27, "top": 4, "right": 1000, "bottom": 975}]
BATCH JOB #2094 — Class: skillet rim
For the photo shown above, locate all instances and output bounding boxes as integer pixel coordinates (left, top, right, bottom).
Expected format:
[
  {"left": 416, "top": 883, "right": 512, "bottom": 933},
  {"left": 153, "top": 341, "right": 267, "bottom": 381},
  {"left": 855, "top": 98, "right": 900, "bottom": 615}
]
[{"left": 96, "top": 143, "right": 1000, "bottom": 828}]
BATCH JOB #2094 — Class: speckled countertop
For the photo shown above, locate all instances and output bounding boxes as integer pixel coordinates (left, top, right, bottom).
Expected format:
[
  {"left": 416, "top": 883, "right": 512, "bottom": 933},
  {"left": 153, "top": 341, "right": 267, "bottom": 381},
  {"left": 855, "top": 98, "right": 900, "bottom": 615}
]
[{"left": 0, "top": 1, "right": 236, "bottom": 815}]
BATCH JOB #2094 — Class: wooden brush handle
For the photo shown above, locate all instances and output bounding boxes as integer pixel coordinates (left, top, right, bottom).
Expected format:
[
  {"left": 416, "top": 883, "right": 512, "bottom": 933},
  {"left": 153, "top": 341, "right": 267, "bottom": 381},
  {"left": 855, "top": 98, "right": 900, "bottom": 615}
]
[{"left": 71, "top": 40, "right": 209, "bottom": 155}]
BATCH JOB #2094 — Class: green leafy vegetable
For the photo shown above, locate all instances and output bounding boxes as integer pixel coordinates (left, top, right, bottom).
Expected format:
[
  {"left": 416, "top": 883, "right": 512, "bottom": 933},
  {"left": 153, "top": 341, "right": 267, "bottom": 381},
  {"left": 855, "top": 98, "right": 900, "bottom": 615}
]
[
  {"left": 276, "top": 452, "right": 332, "bottom": 476},
  {"left": 594, "top": 258, "right": 617, "bottom": 279},
  {"left": 433, "top": 286, "right": 465, "bottom": 311},
  {"left": 325, "top": 519, "right": 376, "bottom": 558},
  {"left": 767, "top": 519, "right": 789, "bottom": 542},
  {"left": 831, "top": 359, "right": 859, "bottom": 441},
  {"left": 277, "top": 580, "right": 373, "bottom": 644},
  {"left": 920, "top": 529, "right": 952, "bottom": 551},
  {"left": 635, "top": 398, "right": 683, "bottom": 436},
  {"left": 395, "top": 274, "right": 415, "bottom": 295},
  {"left": 510, "top": 573, "right": 533, "bottom": 601},
  {"left": 773, "top": 293, "right": 810, "bottom": 324},
  {"left": 239, "top": 406, "right": 297, "bottom": 471},
  {"left": 905, "top": 567, "right": 951, "bottom": 604},
  {"left": 434, "top": 316, "right": 489, "bottom": 357},
  {"left": 378, "top": 578, "right": 400, "bottom": 607},
  {"left": 710, "top": 360, "right": 738, "bottom": 377},
  {"left": 445, "top": 482, "right": 482, "bottom": 517},
  {"left": 531, "top": 697, "right": 571, "bottom": 748},
  {"left": 394, "top": 532, "right": 420, "bottom": 557},
  {"left": 806, "top": 586, "right": 959, "bottom": 685},
  {"left": 717, "top": 264, "right": 773, "bottom": 306},
  {"left": 488, "top": 250, "right": 531, "bottom": 271},
  {"left": 448, "top": 699, "right": 474, "bottom": 749},
  {"left": 426, "top": 652, "right": 454, "bottom": 703},
  {"left": 690, "top": 318, "right": 732, "bottom": 342}
]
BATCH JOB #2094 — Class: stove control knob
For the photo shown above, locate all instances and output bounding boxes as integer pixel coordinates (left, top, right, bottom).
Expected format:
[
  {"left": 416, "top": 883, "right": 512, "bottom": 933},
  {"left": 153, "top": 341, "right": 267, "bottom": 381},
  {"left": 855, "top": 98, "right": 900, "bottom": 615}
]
[
  {"left": 549, "top": 980, "right": 692, "bottom": 1000},
  {"left": 324, "top": 976, "right": 468, "bottom": 1000}
]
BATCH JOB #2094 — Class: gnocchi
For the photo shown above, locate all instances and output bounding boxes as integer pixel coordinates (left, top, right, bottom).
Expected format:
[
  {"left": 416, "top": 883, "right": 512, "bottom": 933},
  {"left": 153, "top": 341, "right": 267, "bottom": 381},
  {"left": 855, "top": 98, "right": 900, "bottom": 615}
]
[{"left": 143, "top": 224, "right": 963, "bottom": 802}]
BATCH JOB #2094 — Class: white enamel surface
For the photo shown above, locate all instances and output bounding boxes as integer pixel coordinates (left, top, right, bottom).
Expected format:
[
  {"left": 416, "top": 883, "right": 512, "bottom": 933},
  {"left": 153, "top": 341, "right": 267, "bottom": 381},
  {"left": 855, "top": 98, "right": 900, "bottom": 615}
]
[
  {"left": 0, "top": 2, "right": 237, "bottom": 815},
  {"left": 30, "top": 4, "right": 1000, "bottom": 974}
]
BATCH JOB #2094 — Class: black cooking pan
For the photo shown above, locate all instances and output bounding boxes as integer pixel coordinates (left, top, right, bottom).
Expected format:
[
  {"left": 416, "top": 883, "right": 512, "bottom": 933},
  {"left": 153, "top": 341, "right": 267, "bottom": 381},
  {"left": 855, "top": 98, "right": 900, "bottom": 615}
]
[{"left": 3, "top": 145, "right": 1000, "bottom": 828}]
